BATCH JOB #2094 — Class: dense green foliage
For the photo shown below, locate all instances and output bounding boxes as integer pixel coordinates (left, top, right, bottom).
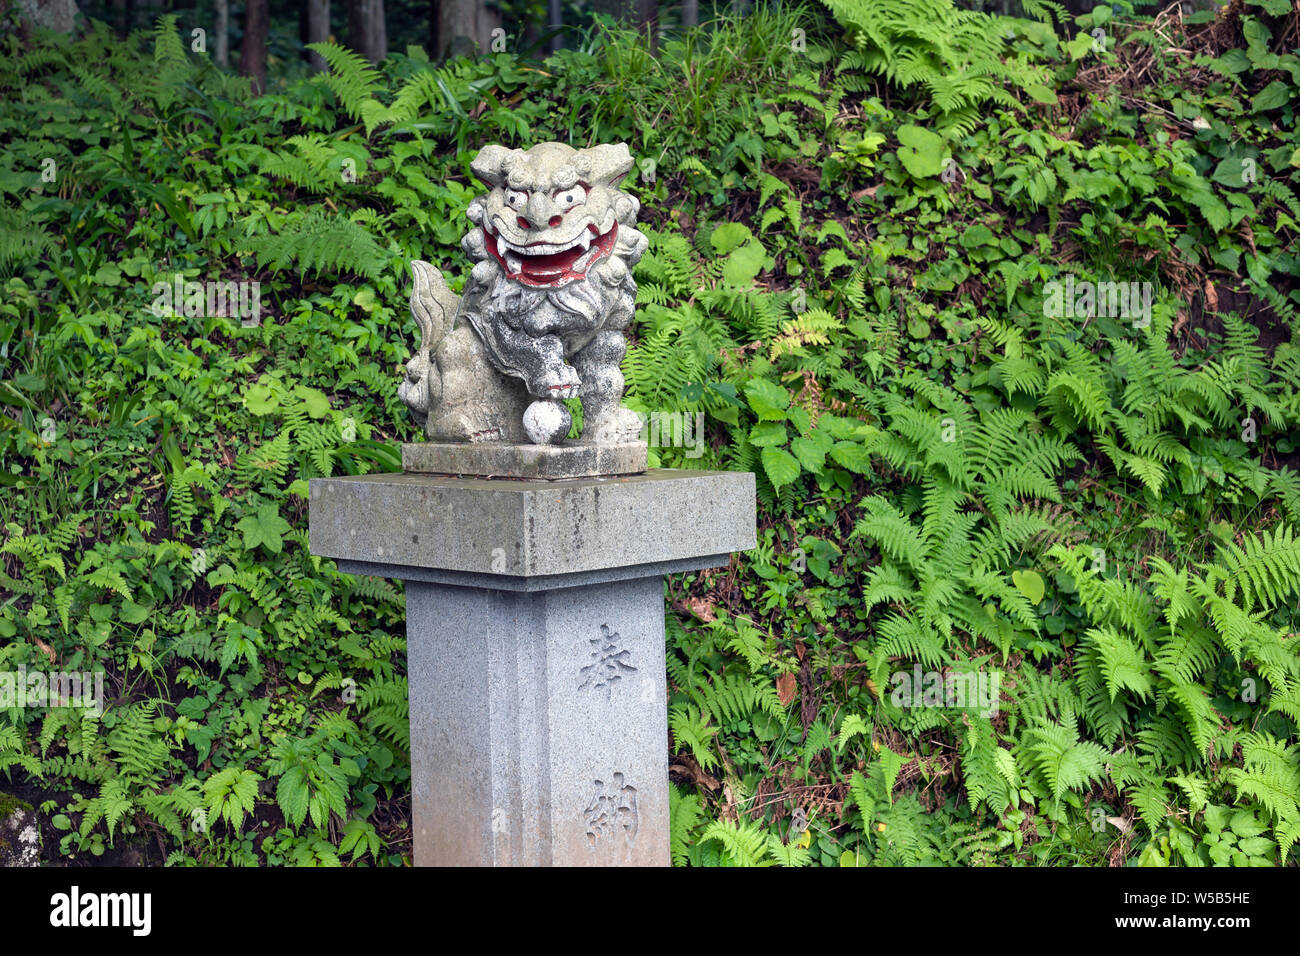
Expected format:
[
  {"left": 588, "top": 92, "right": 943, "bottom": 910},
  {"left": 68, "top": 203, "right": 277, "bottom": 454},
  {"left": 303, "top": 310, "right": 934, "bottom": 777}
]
[{"left": 1, "top": 0, "right": 1299, "bottom": 866}]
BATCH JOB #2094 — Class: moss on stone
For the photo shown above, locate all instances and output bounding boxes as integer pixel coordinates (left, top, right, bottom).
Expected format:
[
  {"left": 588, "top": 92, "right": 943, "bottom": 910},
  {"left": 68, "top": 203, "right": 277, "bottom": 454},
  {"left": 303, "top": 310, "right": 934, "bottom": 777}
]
[
  {"left": 0, "top": 791, "right": 34, "bottom": 853},
  {"left": 0, "top": 790, "right": 32, "bottom": 819}
]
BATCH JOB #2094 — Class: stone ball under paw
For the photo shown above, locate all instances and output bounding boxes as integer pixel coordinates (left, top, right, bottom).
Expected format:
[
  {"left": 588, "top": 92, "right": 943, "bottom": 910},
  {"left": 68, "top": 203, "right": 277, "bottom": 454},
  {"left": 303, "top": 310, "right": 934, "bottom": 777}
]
[{"left": 523, "top": 400, "right": 572, "bottom": 445}]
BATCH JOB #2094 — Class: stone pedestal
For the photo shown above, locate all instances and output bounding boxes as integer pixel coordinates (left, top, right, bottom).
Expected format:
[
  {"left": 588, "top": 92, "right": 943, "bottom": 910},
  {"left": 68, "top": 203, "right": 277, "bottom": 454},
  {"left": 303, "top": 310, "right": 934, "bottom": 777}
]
[
  {"left": 402, "top": 440, "right": 648, "bottom": 480},
  {"left": 308, "top": 469, "right": 755, "bottom": 866}
]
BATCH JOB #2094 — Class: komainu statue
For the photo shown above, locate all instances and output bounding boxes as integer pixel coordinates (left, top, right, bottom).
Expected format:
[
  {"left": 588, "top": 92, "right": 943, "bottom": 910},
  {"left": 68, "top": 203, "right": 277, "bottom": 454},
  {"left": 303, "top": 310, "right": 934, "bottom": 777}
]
[{"left": 398, "top": 141, "right": 649, "bottom": 448}]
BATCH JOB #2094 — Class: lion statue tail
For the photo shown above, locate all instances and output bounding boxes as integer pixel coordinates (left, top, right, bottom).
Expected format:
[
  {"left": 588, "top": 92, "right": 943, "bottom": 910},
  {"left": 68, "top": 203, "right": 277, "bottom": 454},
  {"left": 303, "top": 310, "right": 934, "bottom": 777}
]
[{"left": 398, "top": 260, "right": 460, "bottom": 428}]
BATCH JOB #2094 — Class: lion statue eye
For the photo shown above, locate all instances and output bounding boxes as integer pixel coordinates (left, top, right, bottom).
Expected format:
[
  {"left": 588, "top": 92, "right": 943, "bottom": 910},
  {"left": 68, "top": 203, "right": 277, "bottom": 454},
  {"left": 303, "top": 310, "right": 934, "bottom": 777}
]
[
  {"left": 505, "top": 189, "right": 528, "bottom": 210},
  {"left": 555, "top": 186, "right": 587, "bottom": 208}
]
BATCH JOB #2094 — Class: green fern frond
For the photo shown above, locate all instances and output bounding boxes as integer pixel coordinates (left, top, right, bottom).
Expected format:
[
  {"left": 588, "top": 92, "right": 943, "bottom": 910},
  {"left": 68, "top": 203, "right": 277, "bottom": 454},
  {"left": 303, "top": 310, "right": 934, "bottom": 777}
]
[{"left": 243, "top": 210, "right": 389, "bottom": 280}]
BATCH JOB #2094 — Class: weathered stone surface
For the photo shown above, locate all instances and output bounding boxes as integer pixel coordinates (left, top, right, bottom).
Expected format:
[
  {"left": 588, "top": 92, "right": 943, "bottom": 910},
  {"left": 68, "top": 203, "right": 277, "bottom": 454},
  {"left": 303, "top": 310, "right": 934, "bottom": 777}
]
[
  {"left": 309, "top": 467, "right": 756, "bottom": 867},
  {"left": 15, "top": 0, "right": 80, "bottom": 34},
  {"left": 398, "top": 141, "right": 649, "bottom": 458},
  {"left": 407, "top": 575, "right": 668, "bottom": 866},
  {"left": 309, "top": 468, "right": 756, "bottom": 578},
  {"left": 0, "top": 792, "right": 39, "bottom": 867},
  {"left": 402, "top": 440, "right": 647, "bottom": 480}
]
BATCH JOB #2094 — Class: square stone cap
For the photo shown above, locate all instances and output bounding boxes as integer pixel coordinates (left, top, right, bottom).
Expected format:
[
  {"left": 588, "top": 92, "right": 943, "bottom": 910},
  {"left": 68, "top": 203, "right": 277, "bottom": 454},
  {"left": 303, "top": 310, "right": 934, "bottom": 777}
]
[
  {"left": 402, "top": 440, "right": 647, "bottom": 480},
  {"left": 308, "top": 467, "right": 756, "bottom": 580}
]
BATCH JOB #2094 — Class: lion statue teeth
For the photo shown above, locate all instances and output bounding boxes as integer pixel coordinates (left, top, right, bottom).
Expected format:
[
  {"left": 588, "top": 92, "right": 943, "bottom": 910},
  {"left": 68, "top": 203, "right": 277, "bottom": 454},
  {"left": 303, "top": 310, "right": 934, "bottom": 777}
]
[{"left": 399, "top": 141, "right": 649, "bottom": 447}]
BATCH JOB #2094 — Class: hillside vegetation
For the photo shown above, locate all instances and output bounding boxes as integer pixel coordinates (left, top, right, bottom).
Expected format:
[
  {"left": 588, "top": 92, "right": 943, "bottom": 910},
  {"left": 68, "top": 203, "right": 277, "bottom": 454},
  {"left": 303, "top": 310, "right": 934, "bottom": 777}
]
[{"left": 1, "top": 1, "right": 1299, "bottom": 865}]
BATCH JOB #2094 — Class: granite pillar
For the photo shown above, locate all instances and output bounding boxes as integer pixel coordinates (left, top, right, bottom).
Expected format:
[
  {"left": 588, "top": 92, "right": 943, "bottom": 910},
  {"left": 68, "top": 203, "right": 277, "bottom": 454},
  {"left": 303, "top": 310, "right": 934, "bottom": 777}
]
[{"left": 308, "top": 468, "right": 755, "bottom": 866}]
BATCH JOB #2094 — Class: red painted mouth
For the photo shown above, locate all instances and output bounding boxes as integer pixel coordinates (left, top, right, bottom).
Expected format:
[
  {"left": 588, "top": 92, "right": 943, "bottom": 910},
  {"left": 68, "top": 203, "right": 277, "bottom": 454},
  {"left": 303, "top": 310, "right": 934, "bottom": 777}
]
[{"left": 484, "top": 221, "right": 618, "bottom": 288}]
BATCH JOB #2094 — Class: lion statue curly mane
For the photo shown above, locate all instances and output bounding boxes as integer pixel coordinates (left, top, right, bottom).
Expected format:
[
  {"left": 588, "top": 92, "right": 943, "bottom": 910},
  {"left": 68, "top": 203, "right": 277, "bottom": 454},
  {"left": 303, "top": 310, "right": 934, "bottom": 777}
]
[{"left": 398, "top": 141, "right": 649, "bottom": 447}]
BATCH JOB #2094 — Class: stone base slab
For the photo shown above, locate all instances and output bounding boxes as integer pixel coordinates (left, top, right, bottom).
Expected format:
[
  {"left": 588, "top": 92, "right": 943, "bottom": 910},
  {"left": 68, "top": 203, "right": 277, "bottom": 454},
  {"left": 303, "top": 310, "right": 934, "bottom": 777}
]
[
  {"left": 309, "top": 468, "right": 756, "bottom": 580},
  {"left": 402, "top": 441, "right": 647, "bottom": 480}
]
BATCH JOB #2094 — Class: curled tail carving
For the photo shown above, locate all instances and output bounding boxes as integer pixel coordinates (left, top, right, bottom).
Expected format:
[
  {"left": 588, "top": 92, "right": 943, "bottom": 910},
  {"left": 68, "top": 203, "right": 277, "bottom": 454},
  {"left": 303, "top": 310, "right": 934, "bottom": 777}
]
[{"left": 398, "top": 260, "right": 460, "bottom": 427}]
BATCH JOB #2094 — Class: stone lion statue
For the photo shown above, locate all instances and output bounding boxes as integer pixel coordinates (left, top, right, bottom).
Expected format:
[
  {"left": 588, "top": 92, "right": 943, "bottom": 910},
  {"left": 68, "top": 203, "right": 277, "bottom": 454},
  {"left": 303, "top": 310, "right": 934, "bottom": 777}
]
[{"left": 398, "top": 141, "right": 649, "bottom": 446}]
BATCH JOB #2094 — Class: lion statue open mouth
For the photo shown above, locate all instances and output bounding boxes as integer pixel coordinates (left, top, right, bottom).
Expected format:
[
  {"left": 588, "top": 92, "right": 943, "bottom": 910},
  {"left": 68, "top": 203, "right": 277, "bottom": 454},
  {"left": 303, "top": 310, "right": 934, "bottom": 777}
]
[
  {"left": 483, "top": 212, "right": 619, "bottom": 288},
  {"left": 398, "top": 141, "right": 649, "bottom": 447}
]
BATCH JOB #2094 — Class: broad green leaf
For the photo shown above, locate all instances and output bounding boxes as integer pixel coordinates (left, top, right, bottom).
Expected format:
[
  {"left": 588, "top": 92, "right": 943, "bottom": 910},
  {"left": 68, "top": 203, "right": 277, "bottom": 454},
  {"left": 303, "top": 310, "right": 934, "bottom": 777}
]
[
  {"left": 293, "top": 385, "right": 331, "bottom": 419},
  {"left": 1251, "top": 81, "right": 1290, "bottom": 113},
  {"left": 895, "top": 124, "right": 945, "bottom": 179},
  {"left": 1025, "top": 83, "right": 1058, "bottom": 105},
  {"left": 236, "top": 504, "right": 292, "bottom": 554},
  {"left": 1230, "top": 810, "right": 1268, "bottom": 838},
  {"left": 1066, "top": 33, "right": 1094, "bottom": 60},
  {"left": 723, "top": 241, "right": 766, "bottom": 285},
  {"left": 829, "top": 441, "right": 871, "bottom": 474},
  {"left": 748, "top": 421, "right": 788, "bottom": 447},
  {"left": 243, "top": 384, "right": 279, "bottom": 416},
  {"left": 791, "top": 436, "right": 827, "bottom": 472},
  {"left": 1011, "top": 569, "right": 1045, "bottom": 606},
  {"left": 1193, "top": 192, "right": 1230, "bottom": 232},
  {"left": 761, "top": 446, "right": 800, "bottom": 490},
  {"left": 745, "top": 378, "right": 791, "bottom": 420},
  {"left": 786, "top": 405, "right": 812, "bottom": 434},
  {"left": 710, "top": 222, "right": 753, "bottom": 255},
  {"left": 119, "top": 600, "right": 151, "bottom": 624},
  {"left": 959, "top": 224, "right": 996, "bottom": 249},
  {"left": 353, "top": 287, "right": 378, "bottom": 312}
]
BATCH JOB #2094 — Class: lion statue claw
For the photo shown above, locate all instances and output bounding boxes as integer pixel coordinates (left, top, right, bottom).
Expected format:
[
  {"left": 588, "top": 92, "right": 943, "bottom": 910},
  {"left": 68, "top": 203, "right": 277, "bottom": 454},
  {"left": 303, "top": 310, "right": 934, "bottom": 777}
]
[{"left": 399, "top": 142, "right": 650, "bottom": 447}]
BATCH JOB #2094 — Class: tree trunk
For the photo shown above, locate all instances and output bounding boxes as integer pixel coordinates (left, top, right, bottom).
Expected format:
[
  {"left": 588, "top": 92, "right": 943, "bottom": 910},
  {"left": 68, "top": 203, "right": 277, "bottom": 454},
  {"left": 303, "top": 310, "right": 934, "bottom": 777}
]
[
  {"left": 214, "top": 0, "right": 229, "bottom": 67},
  {"left": 437, "top": 0, "right": 499, "bottom": 59},
  {"left": 591, "top": 0, "right": 654, "bottom": 46},
  {"left": 681, "top": 0, "right": 697, "bottom": 28},
  {"left": 305, "top": 0, "right": 329, "bottom": 70},
  {"left": 591, "top": 0, "right": 655, "bottom": 31},
  {"left": 590, "top": 0, "right": 633, "bottom": 23},
  {"left": 636, "top": 0, "right": 656, "bottom": 50},
  {"left": 347, "top": 0, "right": 387, "bottom": 64},
  {"left": 547, "top": 0, "right": 561, "bottom": 53},
  {"left": 240, "top": 0, "right": 269, "bottom": 93}
]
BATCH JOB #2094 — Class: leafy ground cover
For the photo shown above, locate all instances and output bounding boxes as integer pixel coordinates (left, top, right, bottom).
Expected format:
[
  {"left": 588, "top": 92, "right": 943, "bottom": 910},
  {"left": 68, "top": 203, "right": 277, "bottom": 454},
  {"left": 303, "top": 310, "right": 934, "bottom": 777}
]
[{"left": 1, "top": 0, "right": 1299, "bottom": 866}]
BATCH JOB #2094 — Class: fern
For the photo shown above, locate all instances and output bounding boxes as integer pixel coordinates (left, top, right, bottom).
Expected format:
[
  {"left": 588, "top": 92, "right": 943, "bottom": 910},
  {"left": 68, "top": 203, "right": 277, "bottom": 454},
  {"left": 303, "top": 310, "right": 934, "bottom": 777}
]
[
  {"left": 818, "top": 0, "right": 1044, "bottom": 128},
  {"left": 356, "top": 676, "right": 409, "bottom": 752},
  {"left": 1226, "top": 733, "right": 1300, "bottom": 839},
  {"left": 959, "top": 716, "right": 1018, "bottom": 814},
  {"left": 306, "top": 42, "right": 386, "bottom": 134},
  {"left": 697, "top": 819, "right": 774, "bottom": 866},
  {"left": 669, "top": 702, "right": 719, "bottom": 771},
  {"left": 1215, "top": 524, "right": 1300, "bottom": 612},
  {"left": 0, "top": 205, "right": 53, "bottom": 276},
  {"left": 243, "top": 209, "right": 389, "bottom": 280},
  {"left": 107, "top": 702, "right": 174, "bottom": 783},
  {"left": 668, "top": 783, "right": 704, "bottom": 866},
  {"left": 1022, "top": 721, "right": 1109, "bottom": 804}
]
